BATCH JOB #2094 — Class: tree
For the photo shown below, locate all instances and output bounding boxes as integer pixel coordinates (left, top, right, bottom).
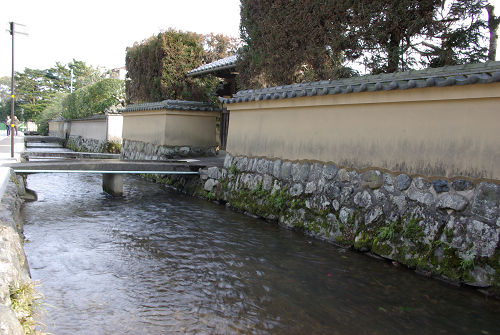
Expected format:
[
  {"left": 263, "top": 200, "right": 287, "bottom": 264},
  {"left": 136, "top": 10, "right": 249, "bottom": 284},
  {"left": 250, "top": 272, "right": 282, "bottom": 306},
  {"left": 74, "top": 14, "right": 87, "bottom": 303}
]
[
  {"left": 61, "top": 78, "right": 124, "bottom": 120},
  {"left": 125, "top": 29, "right": 238, "bottom": 104},
  {"left": 238, "top": 0, "right": 496, "bottom": 88},
  {"left": 486, "top": 3, "right": 499, "bottom": 60},
  {"left": 238, "top": 0, "right": 361, "bottom": 88},
  {"left": 14, "top": 68, "right": 56, "bottom": 120},
  {"left": 0, "top": 77, "right": 11, "bottom": 122},
  {"left": 36, "top": 93, "right": 67, "bottom": 135},
  {"left": 203, "top": 33, "right": 240, "bottom": 64},
  {"left": 357, "top": 0, "right": 440, "bottom": 73},
  {"left": 46, "top": 59, "right": 104, "bottom": 93},
  {"left": 418, "top": 0, "right": 490, "bottom": 67},
  {"left": 0, "top": 76, "right": 10, "bottom": 104},
  {"left": 10, "top": 60, "right": 103, "bottom": 121}
]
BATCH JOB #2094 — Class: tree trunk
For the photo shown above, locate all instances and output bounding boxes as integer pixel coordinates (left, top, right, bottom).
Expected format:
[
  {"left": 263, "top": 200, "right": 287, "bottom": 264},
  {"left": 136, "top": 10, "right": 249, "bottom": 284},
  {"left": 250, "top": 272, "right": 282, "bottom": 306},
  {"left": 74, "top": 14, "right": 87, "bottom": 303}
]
[
  {"left": 486, "top": 4, "right": 499, "bottom": 61},
  {"left": 387, "top": 32, "right": 401, "bottom": 73}
]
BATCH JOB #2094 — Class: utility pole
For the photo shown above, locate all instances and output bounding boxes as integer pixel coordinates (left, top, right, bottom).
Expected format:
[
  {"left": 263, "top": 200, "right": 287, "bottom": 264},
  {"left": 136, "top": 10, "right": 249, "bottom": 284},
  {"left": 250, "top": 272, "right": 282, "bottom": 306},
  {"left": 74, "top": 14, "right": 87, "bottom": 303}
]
[{"left": 8, "top": 22, "right": 27, "bottom": 158}]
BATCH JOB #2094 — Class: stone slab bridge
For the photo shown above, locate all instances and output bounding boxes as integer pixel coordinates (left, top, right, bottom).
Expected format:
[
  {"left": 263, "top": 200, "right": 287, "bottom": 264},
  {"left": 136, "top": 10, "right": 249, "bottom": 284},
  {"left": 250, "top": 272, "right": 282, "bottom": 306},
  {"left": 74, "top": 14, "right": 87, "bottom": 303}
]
[{"left": 7, "top": 155, "right": 224, "bottom": 196}]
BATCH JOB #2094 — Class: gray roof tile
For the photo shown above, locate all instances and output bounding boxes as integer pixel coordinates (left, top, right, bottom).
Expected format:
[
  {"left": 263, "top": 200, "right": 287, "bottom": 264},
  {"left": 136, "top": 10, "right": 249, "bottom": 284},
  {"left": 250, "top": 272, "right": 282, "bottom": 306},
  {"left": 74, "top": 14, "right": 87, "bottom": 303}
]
[
  {"left": 120, "top": 99, "right": 218, "bottom": 113},
  {"left": 220, "top": 61, "right": 500, "bottom": 104},
  {"left": 186, "top": 55, "right": 238, "bottom": 77}
]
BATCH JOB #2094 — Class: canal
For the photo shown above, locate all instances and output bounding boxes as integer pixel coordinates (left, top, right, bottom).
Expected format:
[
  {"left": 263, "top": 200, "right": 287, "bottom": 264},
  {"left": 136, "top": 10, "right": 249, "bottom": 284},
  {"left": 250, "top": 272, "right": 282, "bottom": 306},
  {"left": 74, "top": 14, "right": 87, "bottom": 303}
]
[{"left": 22, "top": 172, "right": 500, "bottom": 334}]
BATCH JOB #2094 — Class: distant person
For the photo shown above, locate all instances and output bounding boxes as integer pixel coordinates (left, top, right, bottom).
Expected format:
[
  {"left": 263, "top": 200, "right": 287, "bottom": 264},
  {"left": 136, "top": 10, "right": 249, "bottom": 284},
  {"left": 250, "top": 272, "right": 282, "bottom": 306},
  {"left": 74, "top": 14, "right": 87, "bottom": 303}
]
[
  {"left": 13, "top": 116, "right": 19, "bottom": 136},
  {"left": 5, "top": 116, "right": 10, "bottom": 136}
]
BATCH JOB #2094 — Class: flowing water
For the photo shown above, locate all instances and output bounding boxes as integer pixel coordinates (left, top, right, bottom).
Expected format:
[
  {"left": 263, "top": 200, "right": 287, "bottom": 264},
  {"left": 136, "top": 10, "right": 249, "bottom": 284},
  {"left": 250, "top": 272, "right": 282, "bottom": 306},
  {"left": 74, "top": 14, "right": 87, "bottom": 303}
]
[{"left": 22, "top": 172, "right": 500, "bottom": 334}]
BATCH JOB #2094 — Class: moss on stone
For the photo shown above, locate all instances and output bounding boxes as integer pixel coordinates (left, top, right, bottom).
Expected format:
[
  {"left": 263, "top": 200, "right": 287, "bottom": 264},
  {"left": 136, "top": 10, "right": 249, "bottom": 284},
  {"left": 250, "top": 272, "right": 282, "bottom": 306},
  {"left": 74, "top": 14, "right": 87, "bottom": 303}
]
[
  {"left": 334, "top": 235, "right": 353, "bottom": 247},
  {"left": 104, "top": 141, "right": 121, "bottom": 154},
  {"left": 372, "top": 238, "right": 393, "bottom": 256},
  {"left": 377, "top": 221, "right": 397, "bottom": 242},
  {"left": 431, "top": 245, "right": 463, "bottom": 281},
  {"left": 402, "top": 216, "right": 424, "bottom": 240},
  {"left": 354, "top": 231, "right": 372, "bottom": 251},
  {"left": 444, "top": 228, "right": 454, "bottom": 243}
]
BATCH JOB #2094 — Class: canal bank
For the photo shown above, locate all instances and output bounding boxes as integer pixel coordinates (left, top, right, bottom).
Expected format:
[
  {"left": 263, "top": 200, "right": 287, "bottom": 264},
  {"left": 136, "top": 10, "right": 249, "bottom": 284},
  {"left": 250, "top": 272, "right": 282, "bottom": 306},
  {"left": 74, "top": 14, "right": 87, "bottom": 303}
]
[{"left": 0, "top": 134, "right": 38, "bottom": 335}]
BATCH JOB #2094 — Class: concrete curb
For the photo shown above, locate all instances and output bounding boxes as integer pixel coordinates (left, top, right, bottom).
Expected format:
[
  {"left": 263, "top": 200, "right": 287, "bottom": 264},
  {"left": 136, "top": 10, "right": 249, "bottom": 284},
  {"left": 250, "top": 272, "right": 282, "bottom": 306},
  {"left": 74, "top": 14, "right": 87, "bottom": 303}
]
[{"left": 0, "top": 167, "right": 11, "bottom": 200}]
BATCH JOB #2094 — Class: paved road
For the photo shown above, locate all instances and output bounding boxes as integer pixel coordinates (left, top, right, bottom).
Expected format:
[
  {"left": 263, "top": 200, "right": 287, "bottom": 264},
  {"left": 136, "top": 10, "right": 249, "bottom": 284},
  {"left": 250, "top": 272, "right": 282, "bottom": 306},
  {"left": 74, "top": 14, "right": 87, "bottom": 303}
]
[
  {"left": 0, "top": 133, "right": 25, "bottom": 166},
  {"left": 0, "top": 133, "right": 25, "bottom": 196}
]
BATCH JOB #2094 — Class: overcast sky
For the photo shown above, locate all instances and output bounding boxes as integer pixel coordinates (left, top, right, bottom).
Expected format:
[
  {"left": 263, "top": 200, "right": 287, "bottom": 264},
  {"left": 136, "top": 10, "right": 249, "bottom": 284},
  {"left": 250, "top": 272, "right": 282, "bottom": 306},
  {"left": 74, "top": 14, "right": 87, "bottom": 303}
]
[
  {"left": 0, "top": 0, "right": 241, "bottom": 77},
  {"left": 1, "top": 0, "right": 499, "bottom": 78}
]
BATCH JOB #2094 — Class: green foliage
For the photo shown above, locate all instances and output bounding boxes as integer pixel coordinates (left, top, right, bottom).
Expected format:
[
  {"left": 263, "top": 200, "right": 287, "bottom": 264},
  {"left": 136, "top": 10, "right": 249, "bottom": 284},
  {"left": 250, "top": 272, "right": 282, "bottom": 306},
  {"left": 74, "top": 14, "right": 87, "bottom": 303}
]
[
  {"left": 460, "top": 249, "right": 476, "bottom": 271},
  {"left": 228, "top": 165, "right": 239, "bottom": 175},
  {"left": 125, "top": 29, "right": 237, "bottom": 104},
  {"left": 2, "top": 60, "right": 104, "bottom": 122},
  {"left": 35, "top": 93, "right": 67, "bottom": 135},
  {"left": 239, "top": 0, "right": 360, "bottom": 87},
  {"left": 402, "top": 218, "right": 424, "bottom": 240},
  {"left": 422, "top": 0, "right": 490, "bottom": 67},
  {"left": 0, "top": 76, "right": 10, "bottom": 104},
  {"left": 203, "top": 33, "right": 240, "bottom": 64},
  {"left": 35, "top": 78, "right": 123, "bottom": 131},
  {"left": 377, "top": 221, "right": 398, "bottom": 241},
  {"left": 47, "top": 59, "right": 103, "bottom": 92},
  {"left": 61, "top": 79, "right": 124, "bottom": 119},
  {"left": 238, "top": 0, "right": 495, "bottom": 88},
  {"left": 14, "top": 68, "right": 57, "bottom": 120},
  {"left": 104, "top": 141, "right": 122, "bottom": 154},
  {"left": 9, "top": 281, "right": 42, "bottom": 334},
  {"left": 356, "top": 0, "right": 440, "bottom": 73}
]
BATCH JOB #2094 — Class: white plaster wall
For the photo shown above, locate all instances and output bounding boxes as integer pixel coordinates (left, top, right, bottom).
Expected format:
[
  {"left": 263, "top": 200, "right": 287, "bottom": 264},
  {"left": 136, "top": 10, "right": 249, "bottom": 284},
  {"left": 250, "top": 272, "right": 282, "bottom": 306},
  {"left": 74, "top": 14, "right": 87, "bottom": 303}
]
[
  {"left": 69, "top": 119, "right": 107, "bottom": 141},
  {"left": 106, "top": 114, "right": 123, "bottom": 143},
  {"left": 48, "top": 120, "right": 69, "bottom": 138}
]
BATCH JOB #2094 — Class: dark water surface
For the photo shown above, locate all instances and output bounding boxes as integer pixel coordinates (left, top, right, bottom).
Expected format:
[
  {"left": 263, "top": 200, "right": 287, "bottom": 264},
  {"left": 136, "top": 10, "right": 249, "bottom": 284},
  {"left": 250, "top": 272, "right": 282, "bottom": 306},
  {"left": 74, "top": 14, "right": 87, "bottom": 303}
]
[{"left": 22, "top": 173, "right": 500, "bottom": 334}]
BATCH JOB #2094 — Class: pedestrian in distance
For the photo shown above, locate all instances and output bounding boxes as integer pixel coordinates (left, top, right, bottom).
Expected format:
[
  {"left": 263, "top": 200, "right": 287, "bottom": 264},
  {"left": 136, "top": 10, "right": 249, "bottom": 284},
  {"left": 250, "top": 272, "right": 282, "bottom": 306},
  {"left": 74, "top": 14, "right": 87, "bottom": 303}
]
[
  {"left": 5, "top": 116, "right": 10, "bottom": 136},
  {"left": 13, "top": 116, "right": 19, "bottom": 136}
]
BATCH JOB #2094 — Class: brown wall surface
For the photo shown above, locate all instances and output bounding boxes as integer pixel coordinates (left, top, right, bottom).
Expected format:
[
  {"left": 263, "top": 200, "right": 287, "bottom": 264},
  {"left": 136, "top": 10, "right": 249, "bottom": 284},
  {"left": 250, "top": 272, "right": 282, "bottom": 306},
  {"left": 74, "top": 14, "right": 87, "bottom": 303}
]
[
  {"left": 122, "top": 109, "right": 219, "bottom": 147},
  {"left": 226, "top": 83, "right": 500, "bottom": 180}
]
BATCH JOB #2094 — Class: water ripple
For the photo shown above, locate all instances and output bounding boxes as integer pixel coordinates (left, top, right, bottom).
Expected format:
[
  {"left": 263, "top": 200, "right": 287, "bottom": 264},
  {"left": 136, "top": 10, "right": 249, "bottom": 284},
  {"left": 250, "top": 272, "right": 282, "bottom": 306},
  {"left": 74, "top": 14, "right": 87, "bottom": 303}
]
[{"left": 22, "top": 173, "right": 500, "bottom": 335}]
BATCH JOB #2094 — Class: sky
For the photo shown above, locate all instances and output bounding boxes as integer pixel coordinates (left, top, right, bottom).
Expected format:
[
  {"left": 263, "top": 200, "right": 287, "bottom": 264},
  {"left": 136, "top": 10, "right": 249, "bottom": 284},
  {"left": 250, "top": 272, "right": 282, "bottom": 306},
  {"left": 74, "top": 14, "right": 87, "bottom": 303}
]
[
  {"left": 1, "top": 0, "right": 499, "bottom": 78},
  {"left": 0, "top": 0, "right": 241, "bottom": 77}
]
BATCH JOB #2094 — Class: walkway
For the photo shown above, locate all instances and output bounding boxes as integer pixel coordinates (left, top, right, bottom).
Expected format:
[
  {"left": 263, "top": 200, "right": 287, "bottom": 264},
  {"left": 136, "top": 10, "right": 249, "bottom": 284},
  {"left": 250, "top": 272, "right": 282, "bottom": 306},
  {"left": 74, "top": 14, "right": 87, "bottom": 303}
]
[
  {"left": 0, "top": 133, "right": 26, "bottom": 198},
  {"left": 0, "top": 133, "right": 25, "bottom": 165}
]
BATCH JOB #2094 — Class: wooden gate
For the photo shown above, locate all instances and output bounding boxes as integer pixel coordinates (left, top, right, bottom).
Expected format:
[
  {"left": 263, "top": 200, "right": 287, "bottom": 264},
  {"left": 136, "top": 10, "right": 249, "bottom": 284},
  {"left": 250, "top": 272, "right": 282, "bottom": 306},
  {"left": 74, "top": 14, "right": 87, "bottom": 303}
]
[{"left": 219, "top": 107, "right": 230, "bottom": 150}]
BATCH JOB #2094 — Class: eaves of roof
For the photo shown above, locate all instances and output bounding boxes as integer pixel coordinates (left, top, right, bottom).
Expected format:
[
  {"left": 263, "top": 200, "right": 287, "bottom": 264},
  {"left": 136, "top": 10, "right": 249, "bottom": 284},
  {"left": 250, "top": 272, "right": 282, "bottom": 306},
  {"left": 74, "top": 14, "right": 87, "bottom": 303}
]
[
  {"left": 186, "top": 55, "right": 238, "bottom": 77},
  {"left": 71, "top": 114, "right": 107, "bottom": 121},
  {"left": 220, "top": 61, "right": 500, "bottom": 104},
  {"left": 120, "top": 99, "right": 218, "bottom": 113}
]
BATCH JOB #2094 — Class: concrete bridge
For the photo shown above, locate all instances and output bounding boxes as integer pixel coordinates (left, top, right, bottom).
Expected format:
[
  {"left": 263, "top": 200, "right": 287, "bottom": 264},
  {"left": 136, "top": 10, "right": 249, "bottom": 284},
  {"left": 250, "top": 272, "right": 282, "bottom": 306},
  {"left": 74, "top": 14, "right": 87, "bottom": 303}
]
[{"left": 8, "top": 156, "right": 223, "bottom": 196}]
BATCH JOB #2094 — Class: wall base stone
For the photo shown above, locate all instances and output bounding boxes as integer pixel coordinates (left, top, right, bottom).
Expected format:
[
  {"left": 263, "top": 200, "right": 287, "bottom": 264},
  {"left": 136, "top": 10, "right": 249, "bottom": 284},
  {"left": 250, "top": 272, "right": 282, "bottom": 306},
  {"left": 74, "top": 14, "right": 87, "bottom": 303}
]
[
  {"left": 121, "top": 139, "right": 217, "bottom": 160},
  {"left": 66, "top": 136, "right": 106, "bottom": 153},
  {"left": 66, "top": 136, "right": 121, "bottom": 154}
]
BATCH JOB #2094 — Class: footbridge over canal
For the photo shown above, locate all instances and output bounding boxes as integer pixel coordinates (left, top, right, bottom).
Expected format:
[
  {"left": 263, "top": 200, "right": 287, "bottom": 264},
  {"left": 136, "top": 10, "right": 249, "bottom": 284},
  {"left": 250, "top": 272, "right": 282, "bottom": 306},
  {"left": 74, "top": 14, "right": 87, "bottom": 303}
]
[{"left": 7, "top": 156, "right": 224, "bottom": 196}]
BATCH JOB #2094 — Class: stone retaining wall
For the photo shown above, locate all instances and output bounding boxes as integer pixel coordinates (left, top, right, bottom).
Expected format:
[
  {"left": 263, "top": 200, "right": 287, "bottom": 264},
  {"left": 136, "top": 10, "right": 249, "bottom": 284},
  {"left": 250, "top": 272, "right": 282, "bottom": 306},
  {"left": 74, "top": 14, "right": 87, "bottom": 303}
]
[
  {"left": 66, "top": 136, "right": 122, "bottom": 154},
  {"left": 0, "top": 171, "right": 32, "bottom": 334},
  {"left": 121, "top": 139, "right": 217, "bottom": 160},
  {"left": 154, "top": 153, "right": 500, "bottom": 295}
]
